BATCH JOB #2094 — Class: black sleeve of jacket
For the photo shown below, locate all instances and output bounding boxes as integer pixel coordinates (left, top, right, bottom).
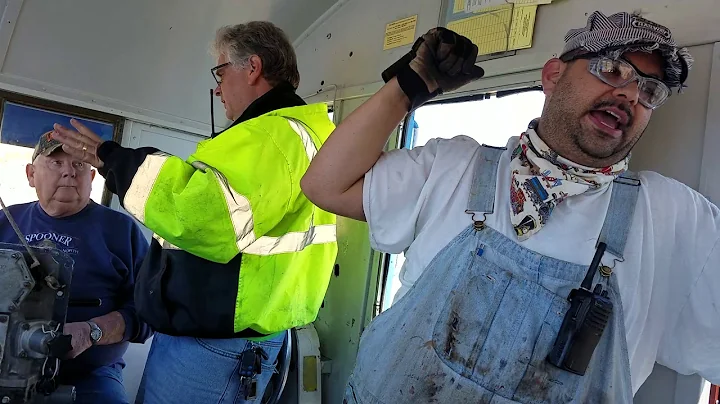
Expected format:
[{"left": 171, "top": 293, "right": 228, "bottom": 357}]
[{"left": 97, "top": 141, "right": 161, "bottom": 203}]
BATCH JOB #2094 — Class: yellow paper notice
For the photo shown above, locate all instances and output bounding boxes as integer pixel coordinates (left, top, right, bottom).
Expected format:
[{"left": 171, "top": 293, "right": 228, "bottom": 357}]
[
  {"left": 509, "top": 0, "right": 551, "bottom": 5},
  {"left": 447, "top": 5, "right": 513, "bottom": 55},
  {"left": 383, "top": 15, "right": 418, "bottom": 50},
  {"left": 508, "top": 5, "right": 537, "bottom": 50}
]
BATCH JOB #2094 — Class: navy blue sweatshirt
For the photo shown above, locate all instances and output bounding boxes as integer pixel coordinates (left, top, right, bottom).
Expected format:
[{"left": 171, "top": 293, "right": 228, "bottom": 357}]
[{"left": 0, "top": 201, "right": 151, "bottom": 377}]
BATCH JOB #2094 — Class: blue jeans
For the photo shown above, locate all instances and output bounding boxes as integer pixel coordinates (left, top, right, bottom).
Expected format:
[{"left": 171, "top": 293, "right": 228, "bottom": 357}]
[
  {"left": 62, "top": 362, "right": 129, "bottom": 404},
  {"left": 136, "top": 332, "right": 285, "bottom": 404}
]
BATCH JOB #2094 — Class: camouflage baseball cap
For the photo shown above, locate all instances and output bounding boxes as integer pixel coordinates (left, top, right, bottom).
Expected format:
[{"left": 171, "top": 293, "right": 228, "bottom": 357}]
[{"left": 31, "top": 131, "right": 63, "bottom": 162}]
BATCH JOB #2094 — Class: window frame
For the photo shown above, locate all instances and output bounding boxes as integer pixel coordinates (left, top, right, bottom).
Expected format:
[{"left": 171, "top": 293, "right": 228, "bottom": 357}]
[
  {"left": 0, "top": 89, "right": 125, "bottom": 206},
  {"left": 397, "top": 85, "right": 543, "bottom": 150},
  {"left": 699, "top": 42, "right": 720, "bottom": 205}
]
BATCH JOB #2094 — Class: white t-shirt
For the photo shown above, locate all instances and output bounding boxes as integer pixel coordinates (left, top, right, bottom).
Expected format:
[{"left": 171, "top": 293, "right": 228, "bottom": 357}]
[{"left": 362, "top": 135, "right": 720, "bottom": 394}]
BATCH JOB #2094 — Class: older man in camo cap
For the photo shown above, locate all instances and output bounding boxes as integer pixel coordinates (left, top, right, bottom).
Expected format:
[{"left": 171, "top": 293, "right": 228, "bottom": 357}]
[
  {"left": 0, "top": 131, "right": 151, "bottom": 404},
  {"left": 299, "top": 9, "right": 720, "bottom": 404}
]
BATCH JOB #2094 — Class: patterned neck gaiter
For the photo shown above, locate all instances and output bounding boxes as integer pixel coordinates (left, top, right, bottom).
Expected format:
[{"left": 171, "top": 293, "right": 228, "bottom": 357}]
[{"left": 509, "top": 125, "right": 629, "bottom": 241}]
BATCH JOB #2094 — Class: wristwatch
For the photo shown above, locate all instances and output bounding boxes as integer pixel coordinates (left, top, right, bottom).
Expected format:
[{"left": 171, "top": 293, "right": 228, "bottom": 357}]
[{"left": 86, "top": 321, "right": 102, "bottom": 345}]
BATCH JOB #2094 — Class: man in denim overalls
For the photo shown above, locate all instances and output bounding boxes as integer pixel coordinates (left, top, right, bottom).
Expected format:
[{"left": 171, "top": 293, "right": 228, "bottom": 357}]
[{"left": 302, "top": 11, "right": 719, "bottom": 403}]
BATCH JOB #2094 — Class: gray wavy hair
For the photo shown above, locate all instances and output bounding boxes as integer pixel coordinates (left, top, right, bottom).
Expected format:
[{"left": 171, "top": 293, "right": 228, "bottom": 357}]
[{"left": 211, "top": 21, "right": 300, "bottom": 89}]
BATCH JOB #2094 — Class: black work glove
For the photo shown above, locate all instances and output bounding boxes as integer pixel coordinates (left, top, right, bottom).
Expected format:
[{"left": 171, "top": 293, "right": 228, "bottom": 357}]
[{"left": 385, "top": 27, "right": 485, "bottom": 111}]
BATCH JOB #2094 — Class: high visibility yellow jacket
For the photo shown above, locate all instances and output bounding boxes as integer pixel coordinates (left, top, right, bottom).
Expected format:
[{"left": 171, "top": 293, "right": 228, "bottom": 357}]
[{"left": 98, "top": 84, "right": 338, "bottom": 338}]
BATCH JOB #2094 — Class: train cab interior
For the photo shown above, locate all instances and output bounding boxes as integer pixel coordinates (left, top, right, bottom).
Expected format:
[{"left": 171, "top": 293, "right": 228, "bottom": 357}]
[{"left": 0, "top": 0, "right": 719, "bottom": 403}]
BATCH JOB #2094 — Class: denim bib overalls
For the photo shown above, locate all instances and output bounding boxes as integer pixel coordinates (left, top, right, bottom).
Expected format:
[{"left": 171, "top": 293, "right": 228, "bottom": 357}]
[{"left": 345, "top": 145, "right": 640, "bottom": 403}]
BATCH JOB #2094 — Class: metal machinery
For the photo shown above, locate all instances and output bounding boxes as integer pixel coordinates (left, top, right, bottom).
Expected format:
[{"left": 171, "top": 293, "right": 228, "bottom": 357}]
[
  {"left": 0, "top": 196, "right": 75, "bottom": 404},
  {"left": 0, "top": 242, "right": 75, "bottom": 404}
]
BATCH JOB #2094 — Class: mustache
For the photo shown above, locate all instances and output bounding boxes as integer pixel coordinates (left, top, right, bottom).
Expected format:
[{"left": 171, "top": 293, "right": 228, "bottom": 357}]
[{"left": 589, "top": 100, "right": 634, "bottom": 128}]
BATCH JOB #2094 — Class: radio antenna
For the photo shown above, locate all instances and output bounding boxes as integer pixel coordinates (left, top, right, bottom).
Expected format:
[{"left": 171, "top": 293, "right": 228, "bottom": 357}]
[{"left": 210, "top": 89, "right": 216, "bottom": 137}]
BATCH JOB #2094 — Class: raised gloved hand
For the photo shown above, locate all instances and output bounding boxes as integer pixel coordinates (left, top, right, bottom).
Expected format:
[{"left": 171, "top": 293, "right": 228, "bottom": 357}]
[{"left": 384, "top": 27, "right": 485, "bottom": 111}]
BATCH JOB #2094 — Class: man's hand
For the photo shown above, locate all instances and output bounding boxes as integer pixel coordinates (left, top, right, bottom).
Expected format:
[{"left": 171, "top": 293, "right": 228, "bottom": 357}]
[
  {"left": 410, "top": 27, "right": 484, "bottom": 93},
  {"left": 394, "top": 28, "right": 484, "bottom": 111},
  {"left": 51, "top": 119, "right": 105, "bottom": 169},
  {"left": 63, "top": 322, "right": 93, "bottom": 359}
]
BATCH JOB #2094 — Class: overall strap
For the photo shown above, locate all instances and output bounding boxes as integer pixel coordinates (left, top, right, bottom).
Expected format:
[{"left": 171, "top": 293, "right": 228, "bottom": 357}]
[
  {"left": 597, "top": 172, "right": 641, "bottom": 259},
  {"left": 467, "top": 145, "right": 506, "bottom": 213},
  {"left": 466, "top": 143, "right": 640, "bottom": 259}
]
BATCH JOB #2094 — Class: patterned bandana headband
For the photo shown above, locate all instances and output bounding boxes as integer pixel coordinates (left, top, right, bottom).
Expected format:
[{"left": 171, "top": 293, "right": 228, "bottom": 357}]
[{"left": 509, "top": 124, "right": 629, "bottom": 240}]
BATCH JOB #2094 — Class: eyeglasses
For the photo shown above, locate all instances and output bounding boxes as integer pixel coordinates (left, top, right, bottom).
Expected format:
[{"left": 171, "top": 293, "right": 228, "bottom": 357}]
[
  {"left": 42, "top": 158, "right": 89, "bottom": 173},
  {"left": 211, "top": 62, "right": 231, "bottom": 85},
  {"left": 584, "top": 56, "right": 671, "bottom": 109}
]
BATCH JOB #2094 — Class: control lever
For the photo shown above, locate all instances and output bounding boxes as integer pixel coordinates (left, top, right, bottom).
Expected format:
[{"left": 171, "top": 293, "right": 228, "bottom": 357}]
[{"left": 0, "top": 194, "right": 40, "bottom": 268}]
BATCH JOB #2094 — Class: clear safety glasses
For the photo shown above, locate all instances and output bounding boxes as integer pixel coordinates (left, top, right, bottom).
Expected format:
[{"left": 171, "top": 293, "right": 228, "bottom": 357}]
[{"left": 585, "top": 56, "right": 671, "bottom": 109}]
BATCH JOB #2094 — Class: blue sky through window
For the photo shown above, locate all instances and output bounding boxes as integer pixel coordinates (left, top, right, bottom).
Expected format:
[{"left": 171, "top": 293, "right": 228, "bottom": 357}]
[{"left": 0, "top": 101, "right": 114, "bottom": 148}]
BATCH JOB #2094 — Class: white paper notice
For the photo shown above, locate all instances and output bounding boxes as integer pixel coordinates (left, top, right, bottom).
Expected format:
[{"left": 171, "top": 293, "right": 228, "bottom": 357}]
[{"left": 465, "top": 0, "right": 508, "bottom": 13}]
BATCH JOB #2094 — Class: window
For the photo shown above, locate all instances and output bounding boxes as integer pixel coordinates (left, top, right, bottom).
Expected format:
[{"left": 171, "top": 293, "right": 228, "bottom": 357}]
[
  {"left": 407, "top": 88, "right": 547, "bottom": 149},
  {"left": 377, "top": 88, "right": 546, "bottom": 312},
  {"left": 0, "top": 91, "right": 123, "bottom": 207}
]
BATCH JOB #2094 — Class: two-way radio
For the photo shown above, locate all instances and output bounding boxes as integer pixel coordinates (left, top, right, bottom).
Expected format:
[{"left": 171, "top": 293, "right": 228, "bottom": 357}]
[{"left": 547, "top": 242, "right": 613, "bottom": 375}]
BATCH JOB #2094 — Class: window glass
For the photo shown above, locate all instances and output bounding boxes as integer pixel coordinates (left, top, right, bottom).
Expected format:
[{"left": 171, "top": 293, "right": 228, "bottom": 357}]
[
  {"left": 380, "top": 90, "right": 546, "bottom": 312},
  {"left": 0, "top": 102, "right": 115, "bottom": 206}
]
